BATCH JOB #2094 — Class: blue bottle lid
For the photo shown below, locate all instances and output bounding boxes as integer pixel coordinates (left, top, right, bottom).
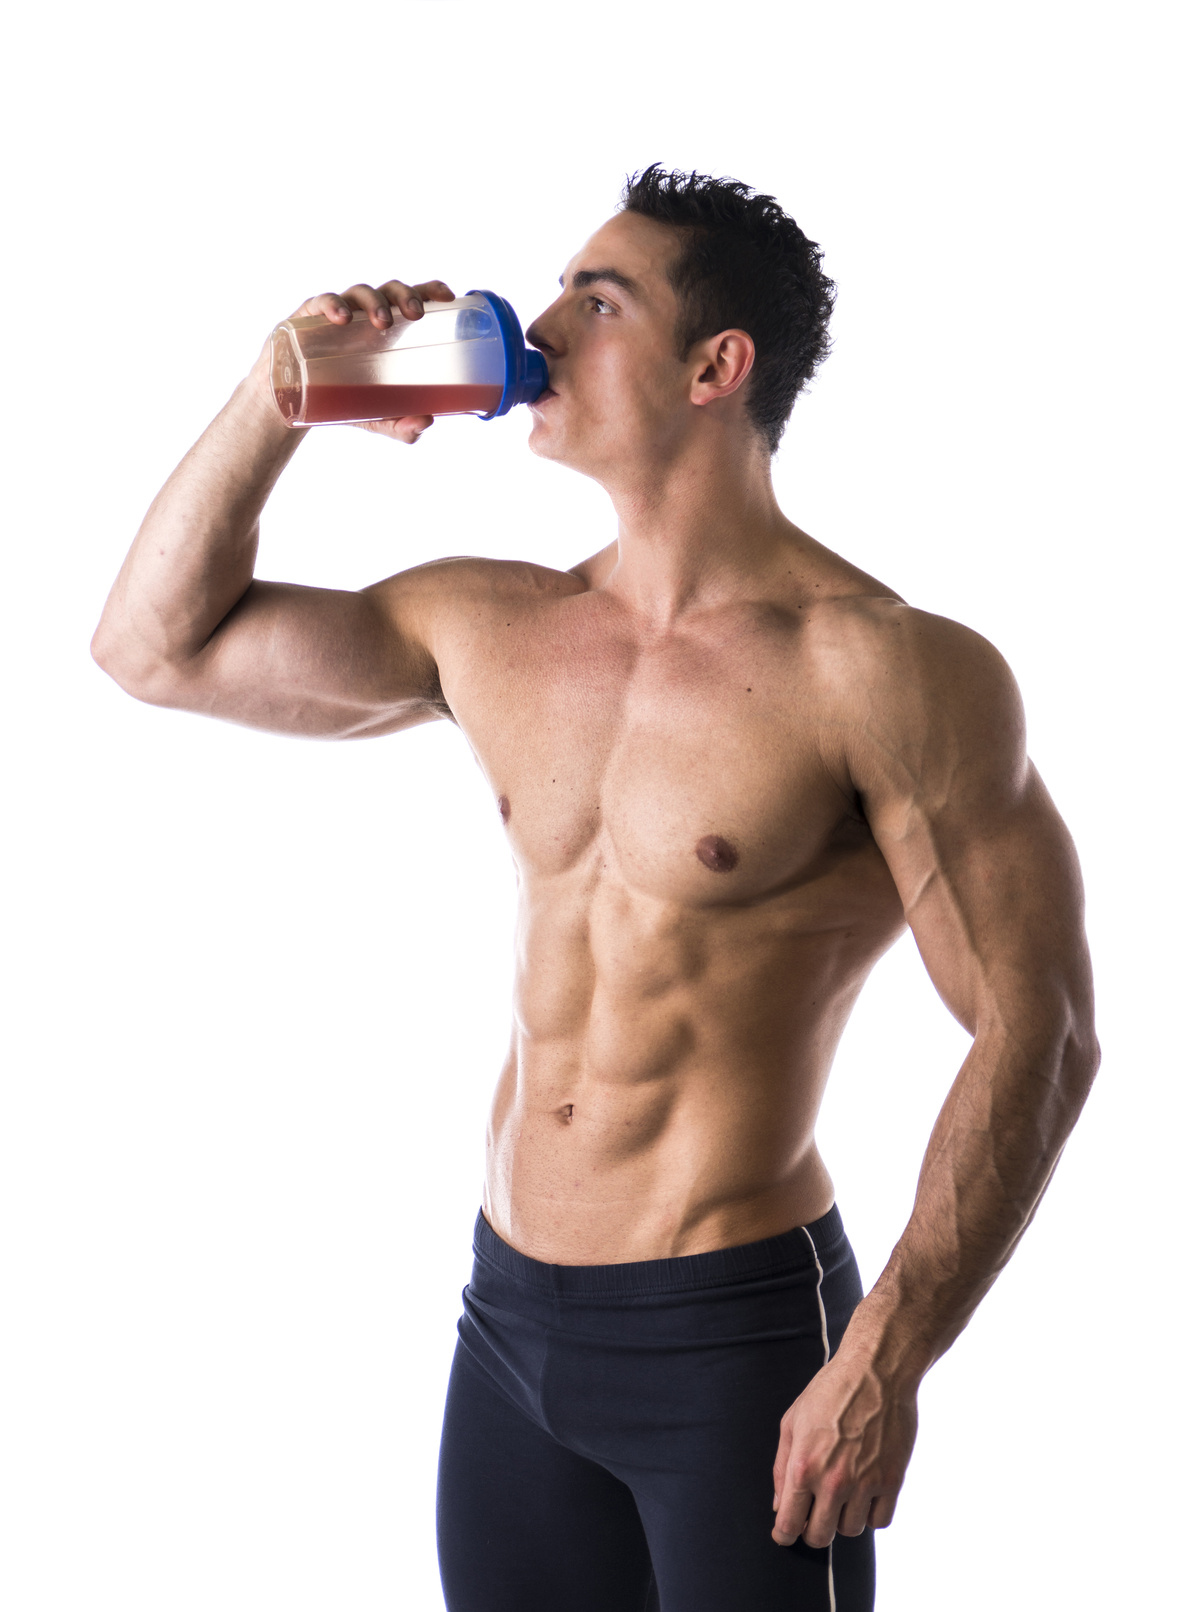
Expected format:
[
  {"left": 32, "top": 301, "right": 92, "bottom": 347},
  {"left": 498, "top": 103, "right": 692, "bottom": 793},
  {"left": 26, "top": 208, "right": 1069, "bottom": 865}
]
[{"left": 468, "top": 289, "right": 549, "bottom": 417}]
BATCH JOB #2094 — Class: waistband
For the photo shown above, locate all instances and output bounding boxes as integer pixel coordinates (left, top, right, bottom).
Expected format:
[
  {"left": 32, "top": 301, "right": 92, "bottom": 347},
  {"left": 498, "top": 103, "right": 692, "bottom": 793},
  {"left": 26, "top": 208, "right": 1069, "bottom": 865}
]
[{"left": 472, "top": 1203, "right": 846, "bottom": 1298}]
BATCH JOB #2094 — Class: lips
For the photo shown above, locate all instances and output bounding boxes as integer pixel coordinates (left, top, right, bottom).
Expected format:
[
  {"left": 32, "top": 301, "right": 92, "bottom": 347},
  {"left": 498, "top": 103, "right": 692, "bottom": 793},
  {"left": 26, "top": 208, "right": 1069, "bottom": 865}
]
[{"left": 530, "top": 387, "right": 557, "bottom": 406}]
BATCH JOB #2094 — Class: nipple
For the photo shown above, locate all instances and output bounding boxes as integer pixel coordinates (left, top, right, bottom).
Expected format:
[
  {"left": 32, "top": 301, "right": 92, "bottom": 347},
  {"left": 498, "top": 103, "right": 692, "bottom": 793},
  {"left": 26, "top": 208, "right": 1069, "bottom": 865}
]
[
  {"left": 695, "top": 834, "right": 739, "bottom": 873},
  {"left": 498, "top": 795, "right": 511, "bottom": 824}
]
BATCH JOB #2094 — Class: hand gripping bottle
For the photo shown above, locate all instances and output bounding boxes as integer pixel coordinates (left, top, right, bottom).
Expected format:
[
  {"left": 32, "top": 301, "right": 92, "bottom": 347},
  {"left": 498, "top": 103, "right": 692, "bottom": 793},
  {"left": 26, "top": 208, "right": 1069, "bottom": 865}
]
[{"left": 269, "top": 290, "right": 548, "bottom": 427}]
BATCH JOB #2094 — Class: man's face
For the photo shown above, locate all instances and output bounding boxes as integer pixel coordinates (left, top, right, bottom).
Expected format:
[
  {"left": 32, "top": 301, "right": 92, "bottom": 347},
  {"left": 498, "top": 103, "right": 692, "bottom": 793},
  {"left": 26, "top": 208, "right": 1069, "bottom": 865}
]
[{"left": 525, "top": 212, "right": 697, "bottom": 481}]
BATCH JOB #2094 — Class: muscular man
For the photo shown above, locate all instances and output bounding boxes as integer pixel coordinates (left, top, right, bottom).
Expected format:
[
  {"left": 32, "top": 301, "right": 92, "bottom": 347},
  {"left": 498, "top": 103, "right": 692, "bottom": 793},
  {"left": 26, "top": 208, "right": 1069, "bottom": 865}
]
[{"left": 93, "top": 166, "right": 1098, "bottom": 1611}]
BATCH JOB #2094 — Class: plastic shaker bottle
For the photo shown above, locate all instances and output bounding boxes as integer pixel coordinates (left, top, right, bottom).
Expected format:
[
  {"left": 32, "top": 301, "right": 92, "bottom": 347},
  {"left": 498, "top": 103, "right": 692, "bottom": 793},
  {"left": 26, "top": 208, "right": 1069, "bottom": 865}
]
[{"left": 269, "top": 290, "right": 548, "bottom": 427}]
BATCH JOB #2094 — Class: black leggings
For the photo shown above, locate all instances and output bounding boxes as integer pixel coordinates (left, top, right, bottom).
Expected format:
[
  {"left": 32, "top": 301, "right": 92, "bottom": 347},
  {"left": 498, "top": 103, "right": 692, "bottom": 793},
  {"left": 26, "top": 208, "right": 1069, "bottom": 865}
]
[{"left": 436, "top": 1206, "right": 875, "bottom": 1611}]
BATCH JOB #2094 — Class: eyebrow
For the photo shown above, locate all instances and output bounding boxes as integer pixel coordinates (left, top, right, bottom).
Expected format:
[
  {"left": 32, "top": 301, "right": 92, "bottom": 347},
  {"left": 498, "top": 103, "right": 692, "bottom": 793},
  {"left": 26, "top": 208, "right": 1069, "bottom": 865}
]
[{"left": 558, "top": 267, "right": 641, "bottom": 298}]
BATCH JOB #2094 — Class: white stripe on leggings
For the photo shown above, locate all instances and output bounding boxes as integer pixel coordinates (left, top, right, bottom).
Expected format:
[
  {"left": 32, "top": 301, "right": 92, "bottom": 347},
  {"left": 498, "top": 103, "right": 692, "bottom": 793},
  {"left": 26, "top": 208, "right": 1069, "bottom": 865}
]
[{"left": 800, "top": 1225, "right": 836, "bottom": 1612}]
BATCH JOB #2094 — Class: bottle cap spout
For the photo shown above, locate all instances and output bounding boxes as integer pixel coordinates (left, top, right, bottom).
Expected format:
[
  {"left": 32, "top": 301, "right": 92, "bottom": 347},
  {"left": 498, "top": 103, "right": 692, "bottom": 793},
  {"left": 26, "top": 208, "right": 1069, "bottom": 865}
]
[
  {"left": 521, "top": 349, "right": 549, "bottom": 402},
  {"left": 470, "top": 289, "right": 548, "bottom": 417}
]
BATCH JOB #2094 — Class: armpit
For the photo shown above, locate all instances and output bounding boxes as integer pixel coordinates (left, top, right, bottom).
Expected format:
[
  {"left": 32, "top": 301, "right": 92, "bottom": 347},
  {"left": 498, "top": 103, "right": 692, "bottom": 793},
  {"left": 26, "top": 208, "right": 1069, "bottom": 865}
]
[{"left": 422, "top": 663, "right": 455, "bottom": 721}]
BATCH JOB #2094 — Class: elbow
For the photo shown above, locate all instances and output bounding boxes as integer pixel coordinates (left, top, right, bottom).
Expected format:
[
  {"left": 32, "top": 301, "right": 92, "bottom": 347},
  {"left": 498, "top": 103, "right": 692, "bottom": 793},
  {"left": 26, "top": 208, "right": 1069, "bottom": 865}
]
[
  {"left": 1069, "top": 1023, "right": 1101, "bottom": 1094},
  {"left": 91, "top": 614, "right": 140, "bottom": 693},
  {"left": 91, "top": 615, "right": 183, "bottom": 707},
  {"left": 1058, "top": 1008, "right": 1100, "bottom": 1109},
  {"left": 1035, "top": 975, "right": 1101, "bottom": 1101},
  {"left": 984, "top": 992, "right": 1100, "bottom": 1110},
  {"left": 90, "top": 616, "right": 120, "bottom": 679}
]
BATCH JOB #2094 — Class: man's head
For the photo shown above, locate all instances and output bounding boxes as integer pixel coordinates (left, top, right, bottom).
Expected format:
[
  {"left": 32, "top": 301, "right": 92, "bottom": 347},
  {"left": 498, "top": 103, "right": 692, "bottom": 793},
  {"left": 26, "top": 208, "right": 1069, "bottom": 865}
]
[
  {"left": 525, "top": 166, "right": 835, "bottom": 482},
  {"left": 621, "top": 166, "right": 836, "bottom": 452}
]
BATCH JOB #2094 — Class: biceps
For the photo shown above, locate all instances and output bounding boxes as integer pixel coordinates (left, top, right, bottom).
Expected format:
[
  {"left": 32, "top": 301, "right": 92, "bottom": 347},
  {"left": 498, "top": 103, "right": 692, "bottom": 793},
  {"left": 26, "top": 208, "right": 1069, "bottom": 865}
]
[
  {"left": 875, "top": 772, "right": 1090, "bottom": 1034},
  {"left": 160, "top": 580, "right": 441, "bottom": 738}
]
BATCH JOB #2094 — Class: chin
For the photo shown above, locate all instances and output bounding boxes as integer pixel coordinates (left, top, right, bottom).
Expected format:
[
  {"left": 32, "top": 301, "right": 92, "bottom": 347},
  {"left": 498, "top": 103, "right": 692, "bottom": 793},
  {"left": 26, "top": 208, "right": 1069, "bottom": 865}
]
[
  {"left": 527, "top": 423, "right": 552, "bottom": 460},
  {"left": 527, "top": 417, "right": 567, "bottom": 463},
  {"left": 527, "top": 412, "right": 594, "bottom": 472}
]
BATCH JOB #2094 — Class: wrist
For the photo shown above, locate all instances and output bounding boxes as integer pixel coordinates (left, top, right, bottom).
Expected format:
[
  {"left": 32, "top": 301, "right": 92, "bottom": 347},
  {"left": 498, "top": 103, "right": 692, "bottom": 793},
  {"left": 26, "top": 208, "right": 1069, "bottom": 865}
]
[
  {"left": 238, "top": 357, "right": 282, "bottom": 421},
  {"left": 836, "top": 1291, "right": 939, "bottom": 1392},
  {"left": 231, "top": 358, "right": 304, "bottom": 453}
]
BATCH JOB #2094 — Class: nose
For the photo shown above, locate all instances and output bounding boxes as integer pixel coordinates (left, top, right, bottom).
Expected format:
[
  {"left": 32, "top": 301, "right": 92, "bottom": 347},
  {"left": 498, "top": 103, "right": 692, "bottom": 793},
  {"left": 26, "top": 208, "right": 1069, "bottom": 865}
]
[
  {"left": 525, "top": 318, "right": 554, "bottom": 354},
  {"left": 526, "top": 299, "right": 562, "bottom": 357}
]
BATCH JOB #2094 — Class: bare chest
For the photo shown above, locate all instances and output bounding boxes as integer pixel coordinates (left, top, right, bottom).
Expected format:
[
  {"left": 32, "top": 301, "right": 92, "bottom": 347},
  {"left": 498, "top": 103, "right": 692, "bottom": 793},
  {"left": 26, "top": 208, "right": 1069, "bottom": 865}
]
[{"left": 441, "top": 595, "right": 874, "bottom": 907}]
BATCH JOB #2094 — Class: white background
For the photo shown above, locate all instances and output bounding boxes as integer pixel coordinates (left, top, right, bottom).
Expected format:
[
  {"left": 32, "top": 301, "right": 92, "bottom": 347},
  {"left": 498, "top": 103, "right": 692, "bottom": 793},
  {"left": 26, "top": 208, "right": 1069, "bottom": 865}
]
[{"left": 2, "top": 2, "right": 1175, "bottom": 1607}]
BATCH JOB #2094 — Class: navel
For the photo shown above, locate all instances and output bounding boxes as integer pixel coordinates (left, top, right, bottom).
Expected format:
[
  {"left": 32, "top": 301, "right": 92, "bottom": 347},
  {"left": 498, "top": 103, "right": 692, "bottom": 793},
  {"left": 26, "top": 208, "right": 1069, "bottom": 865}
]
[
  {"left": 695, "top": 834, "right": 739, "bottom": 873},
  {"left": 498, "top": 795, "right": 511, "bottom": 824}
]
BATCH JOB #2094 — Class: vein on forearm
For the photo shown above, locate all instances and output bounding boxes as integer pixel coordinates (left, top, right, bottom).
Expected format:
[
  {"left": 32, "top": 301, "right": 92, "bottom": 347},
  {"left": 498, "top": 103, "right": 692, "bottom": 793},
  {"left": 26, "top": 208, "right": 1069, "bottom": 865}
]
[{"left": 864, "top": 1009, "right": 1095, "bottom": 1377}]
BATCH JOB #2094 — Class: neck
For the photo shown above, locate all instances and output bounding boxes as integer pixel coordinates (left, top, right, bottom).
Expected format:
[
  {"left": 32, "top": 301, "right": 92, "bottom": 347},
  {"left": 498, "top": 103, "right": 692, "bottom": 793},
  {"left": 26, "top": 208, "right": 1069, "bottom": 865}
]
[{"left": 596, "top": 423, "right": 795, "bottom": 626}]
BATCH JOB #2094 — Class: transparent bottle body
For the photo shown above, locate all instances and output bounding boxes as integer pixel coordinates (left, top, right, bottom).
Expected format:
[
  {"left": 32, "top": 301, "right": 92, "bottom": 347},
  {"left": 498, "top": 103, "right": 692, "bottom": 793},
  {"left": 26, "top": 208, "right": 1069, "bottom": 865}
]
[{"left": 270, "top": 294, "right": 507, "bottom": 426}]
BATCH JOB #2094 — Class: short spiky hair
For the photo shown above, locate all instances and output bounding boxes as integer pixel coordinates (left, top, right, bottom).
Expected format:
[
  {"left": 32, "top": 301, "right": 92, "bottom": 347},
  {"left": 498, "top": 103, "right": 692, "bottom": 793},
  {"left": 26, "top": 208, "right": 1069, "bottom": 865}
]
[{"left": 621, "top": 164, "right": 836, "bottom": 451}]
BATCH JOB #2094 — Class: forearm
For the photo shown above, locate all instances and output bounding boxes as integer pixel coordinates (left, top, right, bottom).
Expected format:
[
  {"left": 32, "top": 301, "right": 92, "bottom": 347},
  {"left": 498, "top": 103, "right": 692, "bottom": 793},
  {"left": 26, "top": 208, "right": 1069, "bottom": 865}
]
[
  {"left": 93, "top": 359, "right": 301, "bottom": 689},
  {"left": 842, "top": 1014, "right": 1099, "bottom": 1385}
]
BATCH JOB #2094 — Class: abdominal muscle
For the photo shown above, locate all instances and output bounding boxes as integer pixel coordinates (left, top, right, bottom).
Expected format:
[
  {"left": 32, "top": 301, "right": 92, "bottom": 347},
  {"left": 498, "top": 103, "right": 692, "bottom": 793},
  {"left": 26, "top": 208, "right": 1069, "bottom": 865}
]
[{"left": 482, "top": 866, "right": 899, "bottom": 1266}]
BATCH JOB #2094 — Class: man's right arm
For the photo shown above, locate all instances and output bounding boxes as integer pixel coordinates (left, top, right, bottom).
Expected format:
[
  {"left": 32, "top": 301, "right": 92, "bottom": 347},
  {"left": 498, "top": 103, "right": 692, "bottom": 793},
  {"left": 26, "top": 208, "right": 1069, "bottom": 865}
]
[{"left": 92, "top": 278, "right": 454, "bottom": 739}]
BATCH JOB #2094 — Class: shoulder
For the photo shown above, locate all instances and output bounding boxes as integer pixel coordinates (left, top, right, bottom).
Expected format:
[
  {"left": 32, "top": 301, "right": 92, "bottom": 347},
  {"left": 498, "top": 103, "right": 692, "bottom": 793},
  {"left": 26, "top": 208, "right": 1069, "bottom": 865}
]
[
  {"left": 798, "top": 589, "right": 990, "bottom": 667},
  {"left": 365, "top": 554, "right": 588, "bottom": 611},
  {"left": 802, "top": 595, "right": 1027, "bottom": 800},
  {"left": 805, "top": 594, "right": 1020, "bottom": 710},
  {"left": 361, "top": 555, "right": 588, "bottom": 654}
]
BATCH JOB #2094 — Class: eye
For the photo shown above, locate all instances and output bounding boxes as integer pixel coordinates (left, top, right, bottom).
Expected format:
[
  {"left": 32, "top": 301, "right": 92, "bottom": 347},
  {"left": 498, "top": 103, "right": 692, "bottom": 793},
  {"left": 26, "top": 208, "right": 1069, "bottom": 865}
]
[{"left": 588, "top": 294, "right": 613, "bottom": 315}]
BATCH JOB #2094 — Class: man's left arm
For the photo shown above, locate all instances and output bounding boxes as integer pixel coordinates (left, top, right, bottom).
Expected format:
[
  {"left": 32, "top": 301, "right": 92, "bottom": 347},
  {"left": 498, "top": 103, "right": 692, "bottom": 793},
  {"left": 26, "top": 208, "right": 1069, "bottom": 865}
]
[{"left": 772, "top": 604, "right": 1099, "bottom": 1548}]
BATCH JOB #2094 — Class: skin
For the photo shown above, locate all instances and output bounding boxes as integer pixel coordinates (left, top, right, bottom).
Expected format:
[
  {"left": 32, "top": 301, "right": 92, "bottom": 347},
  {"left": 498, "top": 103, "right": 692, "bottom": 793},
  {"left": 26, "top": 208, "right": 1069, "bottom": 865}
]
[{"left": 92, "top": 209, "right": 1099, "bottom": 1551}]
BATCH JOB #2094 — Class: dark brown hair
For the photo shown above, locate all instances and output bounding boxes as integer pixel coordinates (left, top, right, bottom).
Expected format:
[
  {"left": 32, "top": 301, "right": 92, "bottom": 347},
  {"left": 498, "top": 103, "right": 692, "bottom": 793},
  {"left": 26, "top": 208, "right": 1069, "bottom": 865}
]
[{"left": 621, "top": 164, "right": 836, "bottom": 451}]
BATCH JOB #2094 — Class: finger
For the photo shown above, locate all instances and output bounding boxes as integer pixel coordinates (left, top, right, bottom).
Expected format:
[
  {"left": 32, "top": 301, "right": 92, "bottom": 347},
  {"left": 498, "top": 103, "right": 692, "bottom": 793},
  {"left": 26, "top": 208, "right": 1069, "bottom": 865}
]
[
  {"left": 301, "top": 291, "right": 356, "bottom": 324},
  {"left": 772, "top": 1486, "right": 813, "bottom": 1547},
  {"left": 771, "top": 1422, "right": 793, "bottom": 1511},
  {"left": 340, "top": 282, "right": 394, "bottom": 328},
  {"left": 802, "top": 1488, "right": 846, "bottom": 1550},
  {"left": 866, "top": 1492, "right": 898, "bottom": 1530},
  {"left": 392, "top": 413, "right": 434, "bottom": 443},
  {"left": 837, "top": 1494, "right": 873, "bottom": 1538},
  {"left": 411, "top": 279, "right": 456, "bottom": 304},
  {"left": 376, "top": 279, "right": 427, "bottom": 320},
  {"left": 358, "top": 414, "right": 435, "bottom": 444}
]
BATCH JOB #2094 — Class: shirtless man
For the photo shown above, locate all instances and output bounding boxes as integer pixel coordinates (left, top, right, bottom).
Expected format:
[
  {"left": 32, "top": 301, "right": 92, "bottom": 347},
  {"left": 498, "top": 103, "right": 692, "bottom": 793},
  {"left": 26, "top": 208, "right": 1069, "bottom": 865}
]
[{"left": 92, "top": 166, "right": 1098, "bottom": 1611}]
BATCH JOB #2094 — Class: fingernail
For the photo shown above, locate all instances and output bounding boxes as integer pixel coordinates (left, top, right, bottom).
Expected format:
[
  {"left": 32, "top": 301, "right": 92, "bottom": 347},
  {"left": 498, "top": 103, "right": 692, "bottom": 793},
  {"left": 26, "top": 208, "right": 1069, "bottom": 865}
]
[{"left": 409, "top": 297, "right": 424, "bottom": 315}]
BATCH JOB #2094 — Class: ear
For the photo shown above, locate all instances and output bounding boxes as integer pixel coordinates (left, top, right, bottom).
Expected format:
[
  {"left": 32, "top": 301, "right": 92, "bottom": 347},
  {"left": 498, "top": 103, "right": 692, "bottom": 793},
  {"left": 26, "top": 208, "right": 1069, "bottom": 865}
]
[{"left": 687, "top": 329, "right": 756, "bottom": 407}]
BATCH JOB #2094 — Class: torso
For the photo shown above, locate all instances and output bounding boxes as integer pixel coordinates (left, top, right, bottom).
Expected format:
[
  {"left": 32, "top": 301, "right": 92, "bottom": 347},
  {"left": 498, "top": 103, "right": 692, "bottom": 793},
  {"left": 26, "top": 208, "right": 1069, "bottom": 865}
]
[{"left": 433, "top": 537, "right": 909, "bottom": 1263}]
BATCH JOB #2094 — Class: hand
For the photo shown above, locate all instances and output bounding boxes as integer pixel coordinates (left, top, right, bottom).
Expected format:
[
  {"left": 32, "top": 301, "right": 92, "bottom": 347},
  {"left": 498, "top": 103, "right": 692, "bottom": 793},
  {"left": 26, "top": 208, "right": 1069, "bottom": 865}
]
[
  {"left": 770, "top": 1345, "right": 918, "bottom": 1549},
  {"left": 252, "top": 277, "right": 457, "bottom": 443}
]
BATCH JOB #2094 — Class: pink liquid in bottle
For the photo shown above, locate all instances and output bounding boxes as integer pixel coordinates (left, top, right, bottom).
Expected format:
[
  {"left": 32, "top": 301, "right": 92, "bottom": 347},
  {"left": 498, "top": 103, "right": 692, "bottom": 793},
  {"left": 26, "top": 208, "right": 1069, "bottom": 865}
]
[{"left": 276, "top": 381, "right": 504, "bottom": 425}]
